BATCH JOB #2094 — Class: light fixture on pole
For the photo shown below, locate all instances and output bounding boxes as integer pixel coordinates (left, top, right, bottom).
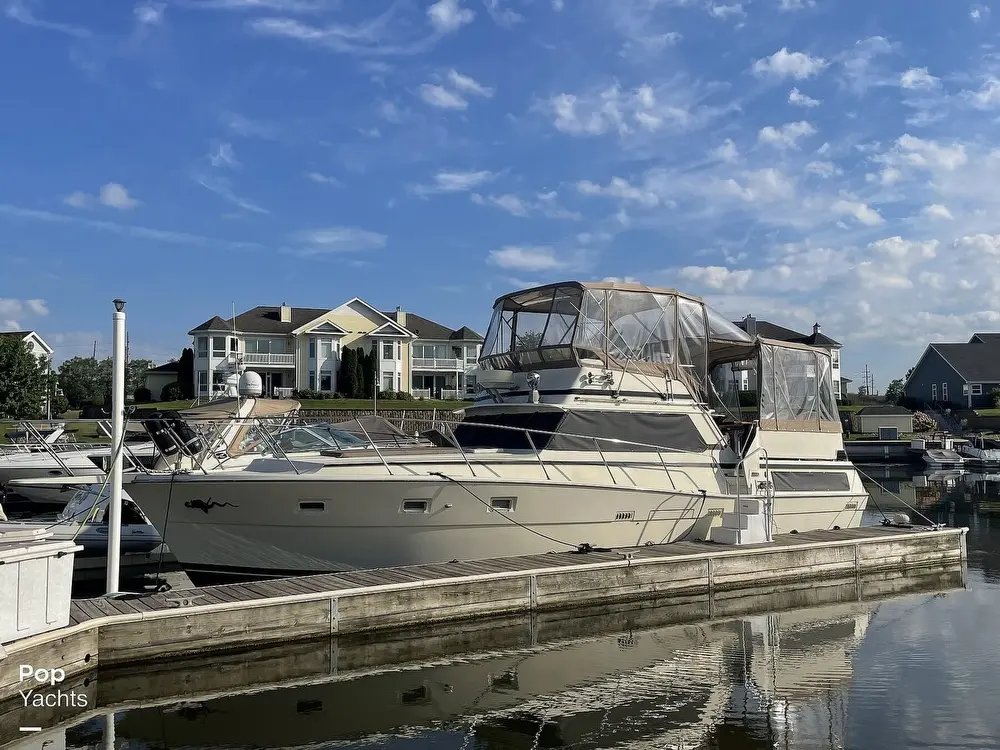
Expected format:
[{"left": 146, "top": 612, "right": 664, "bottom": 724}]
[{"left": 106, "top": 298, "right": 127, "bottom": 596}]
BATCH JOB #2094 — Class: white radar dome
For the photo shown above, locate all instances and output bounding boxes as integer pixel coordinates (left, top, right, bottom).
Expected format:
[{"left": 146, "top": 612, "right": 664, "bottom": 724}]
[{"left": 239, "top": 370, "right": 263, "bottom": 397}]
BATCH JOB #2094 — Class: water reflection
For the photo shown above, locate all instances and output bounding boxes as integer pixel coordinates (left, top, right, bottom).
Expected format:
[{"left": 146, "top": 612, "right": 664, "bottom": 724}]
[{"left": 6, "top": 465, "right": 1000, "bottom": 750}]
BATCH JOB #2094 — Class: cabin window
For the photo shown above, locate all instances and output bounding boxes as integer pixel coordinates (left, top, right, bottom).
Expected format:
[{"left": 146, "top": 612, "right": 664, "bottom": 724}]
[
  {"left": 490, "top": 497, "right": 516, "bottom": 512},
  {"left": 401, "top": 500, "right": 429, "bottom": 513},
  {"left": 972, "top": 384, "right": 983, "bottom": 395},
  {"left": 298, "top": 501, "right": 326, "bottom": 513}
]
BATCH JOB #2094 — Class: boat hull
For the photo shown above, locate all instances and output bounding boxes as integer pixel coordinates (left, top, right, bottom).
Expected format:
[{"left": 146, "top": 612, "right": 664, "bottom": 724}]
[{"left": 126, "top": 472, "right": 869, "bottom": 583}]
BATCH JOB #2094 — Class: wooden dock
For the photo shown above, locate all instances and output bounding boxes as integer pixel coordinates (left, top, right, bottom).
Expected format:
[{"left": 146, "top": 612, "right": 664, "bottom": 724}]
[{"left": 0, "top": 525, "right": 967, "bottom": 703}]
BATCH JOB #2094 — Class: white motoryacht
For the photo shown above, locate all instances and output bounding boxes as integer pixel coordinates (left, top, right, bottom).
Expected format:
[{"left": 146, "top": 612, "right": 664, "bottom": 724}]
[{"left": 125, "top": 281, "right": 870, "bottom": 582}]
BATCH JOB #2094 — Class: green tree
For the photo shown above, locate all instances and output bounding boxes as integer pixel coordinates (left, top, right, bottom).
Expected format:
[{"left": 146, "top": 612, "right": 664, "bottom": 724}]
[
  {"left": 57, "top": 356, "right": 110, "bottom": 408},
  {"left": 126, "top": 358, "right": 155, "bottom": 399},
  {"left": 0, "top": 337, "right": 49, "bottom": 418},
  {"left": 339, "top": 347, "right": 357, "bottom": 398},
  {"left": 177, "top": 348, "right": 194, "bottom": 398},
  {"left": 353, "top": 347, "right": 366, "bottom": 398},
  {"left": 884, "top": 378, "right": 905, "bottom": 405}
]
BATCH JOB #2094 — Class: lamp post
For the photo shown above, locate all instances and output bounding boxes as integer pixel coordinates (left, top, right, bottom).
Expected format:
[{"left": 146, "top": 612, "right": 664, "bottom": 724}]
[{"left": 106, "top": 298, "right": 126, "bottom": 596}]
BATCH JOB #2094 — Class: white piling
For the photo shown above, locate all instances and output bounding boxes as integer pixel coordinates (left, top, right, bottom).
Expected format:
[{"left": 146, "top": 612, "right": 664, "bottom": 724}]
[{"left": 106, "top": 298, "right": 126, "bottom": 596}]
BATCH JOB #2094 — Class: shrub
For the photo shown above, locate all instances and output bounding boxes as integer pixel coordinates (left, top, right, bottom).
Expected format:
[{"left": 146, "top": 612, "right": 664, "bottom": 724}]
[
  {"left": 332, "top": 392, "right": 345, "bottom": 399},
  {"left": 394, "top": 390, "right": 414, "bottom": 400},
  {"left": 160, "top": 382, "right": 184, "bottom": 402},
  {"left": 292, "top": 388, "right": 323, "bottom": 400},
  {"left": 377, "top": 390, "right": 395, "bottom": 401},
  {"left": 49, "top": 394, "right": 69, "bottom": 417},
  {"left": 991, "top": 387, "right": 1000, "bottom": 408},
  {"left": 133, "top": 387, "right": 152, "bottom": 403}
]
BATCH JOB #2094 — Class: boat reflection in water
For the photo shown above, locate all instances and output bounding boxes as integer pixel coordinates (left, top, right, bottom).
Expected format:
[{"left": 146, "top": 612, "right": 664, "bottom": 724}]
[{"left": 11, "top": 564, "right": 958, "bottom": 750}]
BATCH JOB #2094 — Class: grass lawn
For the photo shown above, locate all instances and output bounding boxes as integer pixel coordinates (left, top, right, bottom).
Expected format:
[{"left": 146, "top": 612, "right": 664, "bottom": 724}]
[
  {"left": 975, "top": 408, "right": 1000, "bottom": 416},
  {"left": 838, "top": 404, "right": 865, "bottom": 413}
]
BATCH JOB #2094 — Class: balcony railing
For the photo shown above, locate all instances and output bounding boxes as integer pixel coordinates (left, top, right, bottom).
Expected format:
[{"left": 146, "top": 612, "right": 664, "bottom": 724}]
[
  {"left": 412, "top": 388, "right": 460, "bottom": 400},
  {"left": 243, "top": 353, "right": 295, "bottom": 366},
  {"left": 412, "top": 357, "right": 463, "bottom": 370}
]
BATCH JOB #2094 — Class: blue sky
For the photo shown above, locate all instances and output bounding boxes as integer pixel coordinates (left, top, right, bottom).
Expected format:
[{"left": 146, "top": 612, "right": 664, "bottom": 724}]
[{"left": 2, "top": 0, "right": 998, "bottom": 390}]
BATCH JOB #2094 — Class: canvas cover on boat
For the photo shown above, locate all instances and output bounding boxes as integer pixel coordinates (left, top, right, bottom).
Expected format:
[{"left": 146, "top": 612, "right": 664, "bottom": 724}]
[
  {"left": 452, "top": 409, "right": 708, "bottom": 453},
  {"left": 755, "top": 338, "right": 840, "bottom": 433},
  {"left": 479, "top": 281, "right": 755, "bottom": 403}
]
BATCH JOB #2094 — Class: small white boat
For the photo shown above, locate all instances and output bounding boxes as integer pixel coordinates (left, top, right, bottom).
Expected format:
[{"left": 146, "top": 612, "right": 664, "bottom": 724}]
[
  {"left": 0, "top": 483, "right": 162, "bottom": 556},
  {"left": 957, "top": 435, "right": 1000, "bottom": 466}
]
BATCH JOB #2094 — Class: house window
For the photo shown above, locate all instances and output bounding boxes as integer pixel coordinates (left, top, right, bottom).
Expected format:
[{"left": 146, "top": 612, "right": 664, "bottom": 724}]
[
  {"left": 197, "top": 337, "right": 208, "bottom": 357},
  {"left": 833, "top": 379, "right": 841, "bottom": 396},
  {"left": 383, "top": 342, "right": 394, "bottom": 360},
  {"left": 212, "top": 337, "right": 226, "bottom": 356},
  {"left": 831, "top": 349, "right": 840, "bottom": 366},
  {"left": 197, "top": 370, "right": 208, "bottom": 392},
  {"left": 972, "top": 384, "right": 983, "bottom": 395},
  {"left": 964, "top": 384, "right": 970, "bottom": 396},
  {"left": 320, "top": 371, "right": 332, "bottom": 391},
  {"left": 942, "top": 382, "right": 949, "bottom": 401},
  {"left": 308, "top": 371, "right": 315, "bottom": 390},
  {"left": 309, "top": 340, "right": 316, "bottom": 359},
  {"left": 931, "top": 384, "right": 938, "bottom": 400},
  {"left": 230, "top": 337, "right": 238, "bottom": 351},
  {"left": 396, "top": 341, "right": 401, "bottom": 359},
  {"left": 320, "top": 341, "right": 332, "bottom": 359},
  {"left": 382, "top": 371, "right": 394, "bottom": 391}
]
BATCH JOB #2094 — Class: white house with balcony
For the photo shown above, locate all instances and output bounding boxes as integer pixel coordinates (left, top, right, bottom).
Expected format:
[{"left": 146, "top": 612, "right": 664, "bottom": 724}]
[
  {"left": 188, "top": 298, "right": 483, "bottom": 399},
  {"left": 732, "top": 315, "right": 844, "bottom": 401}
]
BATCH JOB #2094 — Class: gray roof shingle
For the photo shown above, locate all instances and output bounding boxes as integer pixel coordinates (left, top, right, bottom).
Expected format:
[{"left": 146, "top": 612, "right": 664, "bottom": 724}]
[
  {"left": 734, "top": 319, "right": 842, "bottom": 347},
  {"left": 931, "top": 340, "right": 1000, "bottom": 382},
  {"left": 189, "top": 304, "right": 483, "bottom": 341}
]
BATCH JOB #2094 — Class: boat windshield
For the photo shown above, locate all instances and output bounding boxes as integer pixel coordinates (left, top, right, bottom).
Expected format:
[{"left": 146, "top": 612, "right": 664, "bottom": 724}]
[
  {"left": 479, "top": 281, "right": 755, "bottom": 401},
  {"left": 238, "top": 423, "right": 368, "bottom": 455}
]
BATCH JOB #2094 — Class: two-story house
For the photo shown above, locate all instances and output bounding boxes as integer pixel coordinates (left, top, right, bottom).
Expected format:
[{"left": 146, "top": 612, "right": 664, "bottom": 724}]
[
  {"left": 732, "top": 315, "right": 844, "bottom": 401},
  {"left": 187, "top": 298, "right": 483, "bottom": 399}
]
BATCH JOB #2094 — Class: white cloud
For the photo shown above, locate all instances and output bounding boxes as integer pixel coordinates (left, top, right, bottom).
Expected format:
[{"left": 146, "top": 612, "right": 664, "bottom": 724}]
[
  {"left": 305, "top": 172, "right": 341, "bottom": 186},
  {"left": 471, "top": 191, "right": 581, "bottom": 220},
  {"left": 414, "top": 170, "right": 495, "bottom": 196},
  {"left": 971, "top": 4, "right": 990, "bottom": 21},
  {"left": 63, "top": 183, "right": 139, "bottom": 210},
  {"left": 832, "top": 199, "right": 884, "bottom": 226},
  {"left": 757, "top": 121, "right": 816, "bottom": 149},
  {"left": 0, "top": 297, "right": 49, "bottom": 331},
  {"left": 546, "top": 80, "right": 721, "bottom": 139},
  {"left": 552, "top": 0, "right": 564, "bottom": 9},
  {"left": 788, "top": 87, "right": 820, "bottom": 107},
  {"left": 712, "top": 139, "right": 739, "bottom": 162},
  {"left": 483, "top": 0, "right": 523, "bottom": 26},
  {"left": 869, "top": 236, "right": 938, "bottom": 259},
  {"left": 777, "top": 0, "right": 815, "bottom": 8},
  {"left": 210, "top": 142, "right": 239, "bottom": 168},
  {"left": 900, "top": 67, "right": 939, "bottom": 90},
  {"left": 427, "top": 0, "right": 474, "bottom": 32},
  {"left": 447, "top": 69, "right": 493, "bottom": 97},
  {"left": 25, "top": 299, "right": 48, "bottom": 316},
  {"left": 134, "top": 2, "right": 165, "bottom": 25},
  {"left": 99, "top": 183, "right": 139, "bottom": 210},
  {"left": 921, "top": 204, "right": 954, "bottom": 220},
  {"left": 419, "top": 83, "right": 468, "bottom": 109},
  {"left": 964, "top": 77, "right": 1000, "bottom": 109},
  {"left": 752, "top": 48, "right": 828, "bottom": 79},
  {"left": 886, "top": 134, "right": 968, "bottom": 171},
  {"left": 678, "top": 265, "right": 754, "bottom": 290},
  {"left": 709, "top": 4, "right": 744, "bottom": 19},
  {"left": 576, "top": 177, "right": 660, "bottom": 206},
  {"left": 805, "top": 161, "right": 841, "bottom": 178},
  {"left": 488, "top": 245, "right": 565, "bottom": 271},
  {"left": 287, "top": 226, "right": 387, "bottom": 256}
]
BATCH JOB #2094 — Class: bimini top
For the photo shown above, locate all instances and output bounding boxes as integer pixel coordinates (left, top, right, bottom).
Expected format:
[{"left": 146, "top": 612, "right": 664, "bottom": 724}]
[{"left": 480, "top": 280, "right": 754, "bottom": 401}]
